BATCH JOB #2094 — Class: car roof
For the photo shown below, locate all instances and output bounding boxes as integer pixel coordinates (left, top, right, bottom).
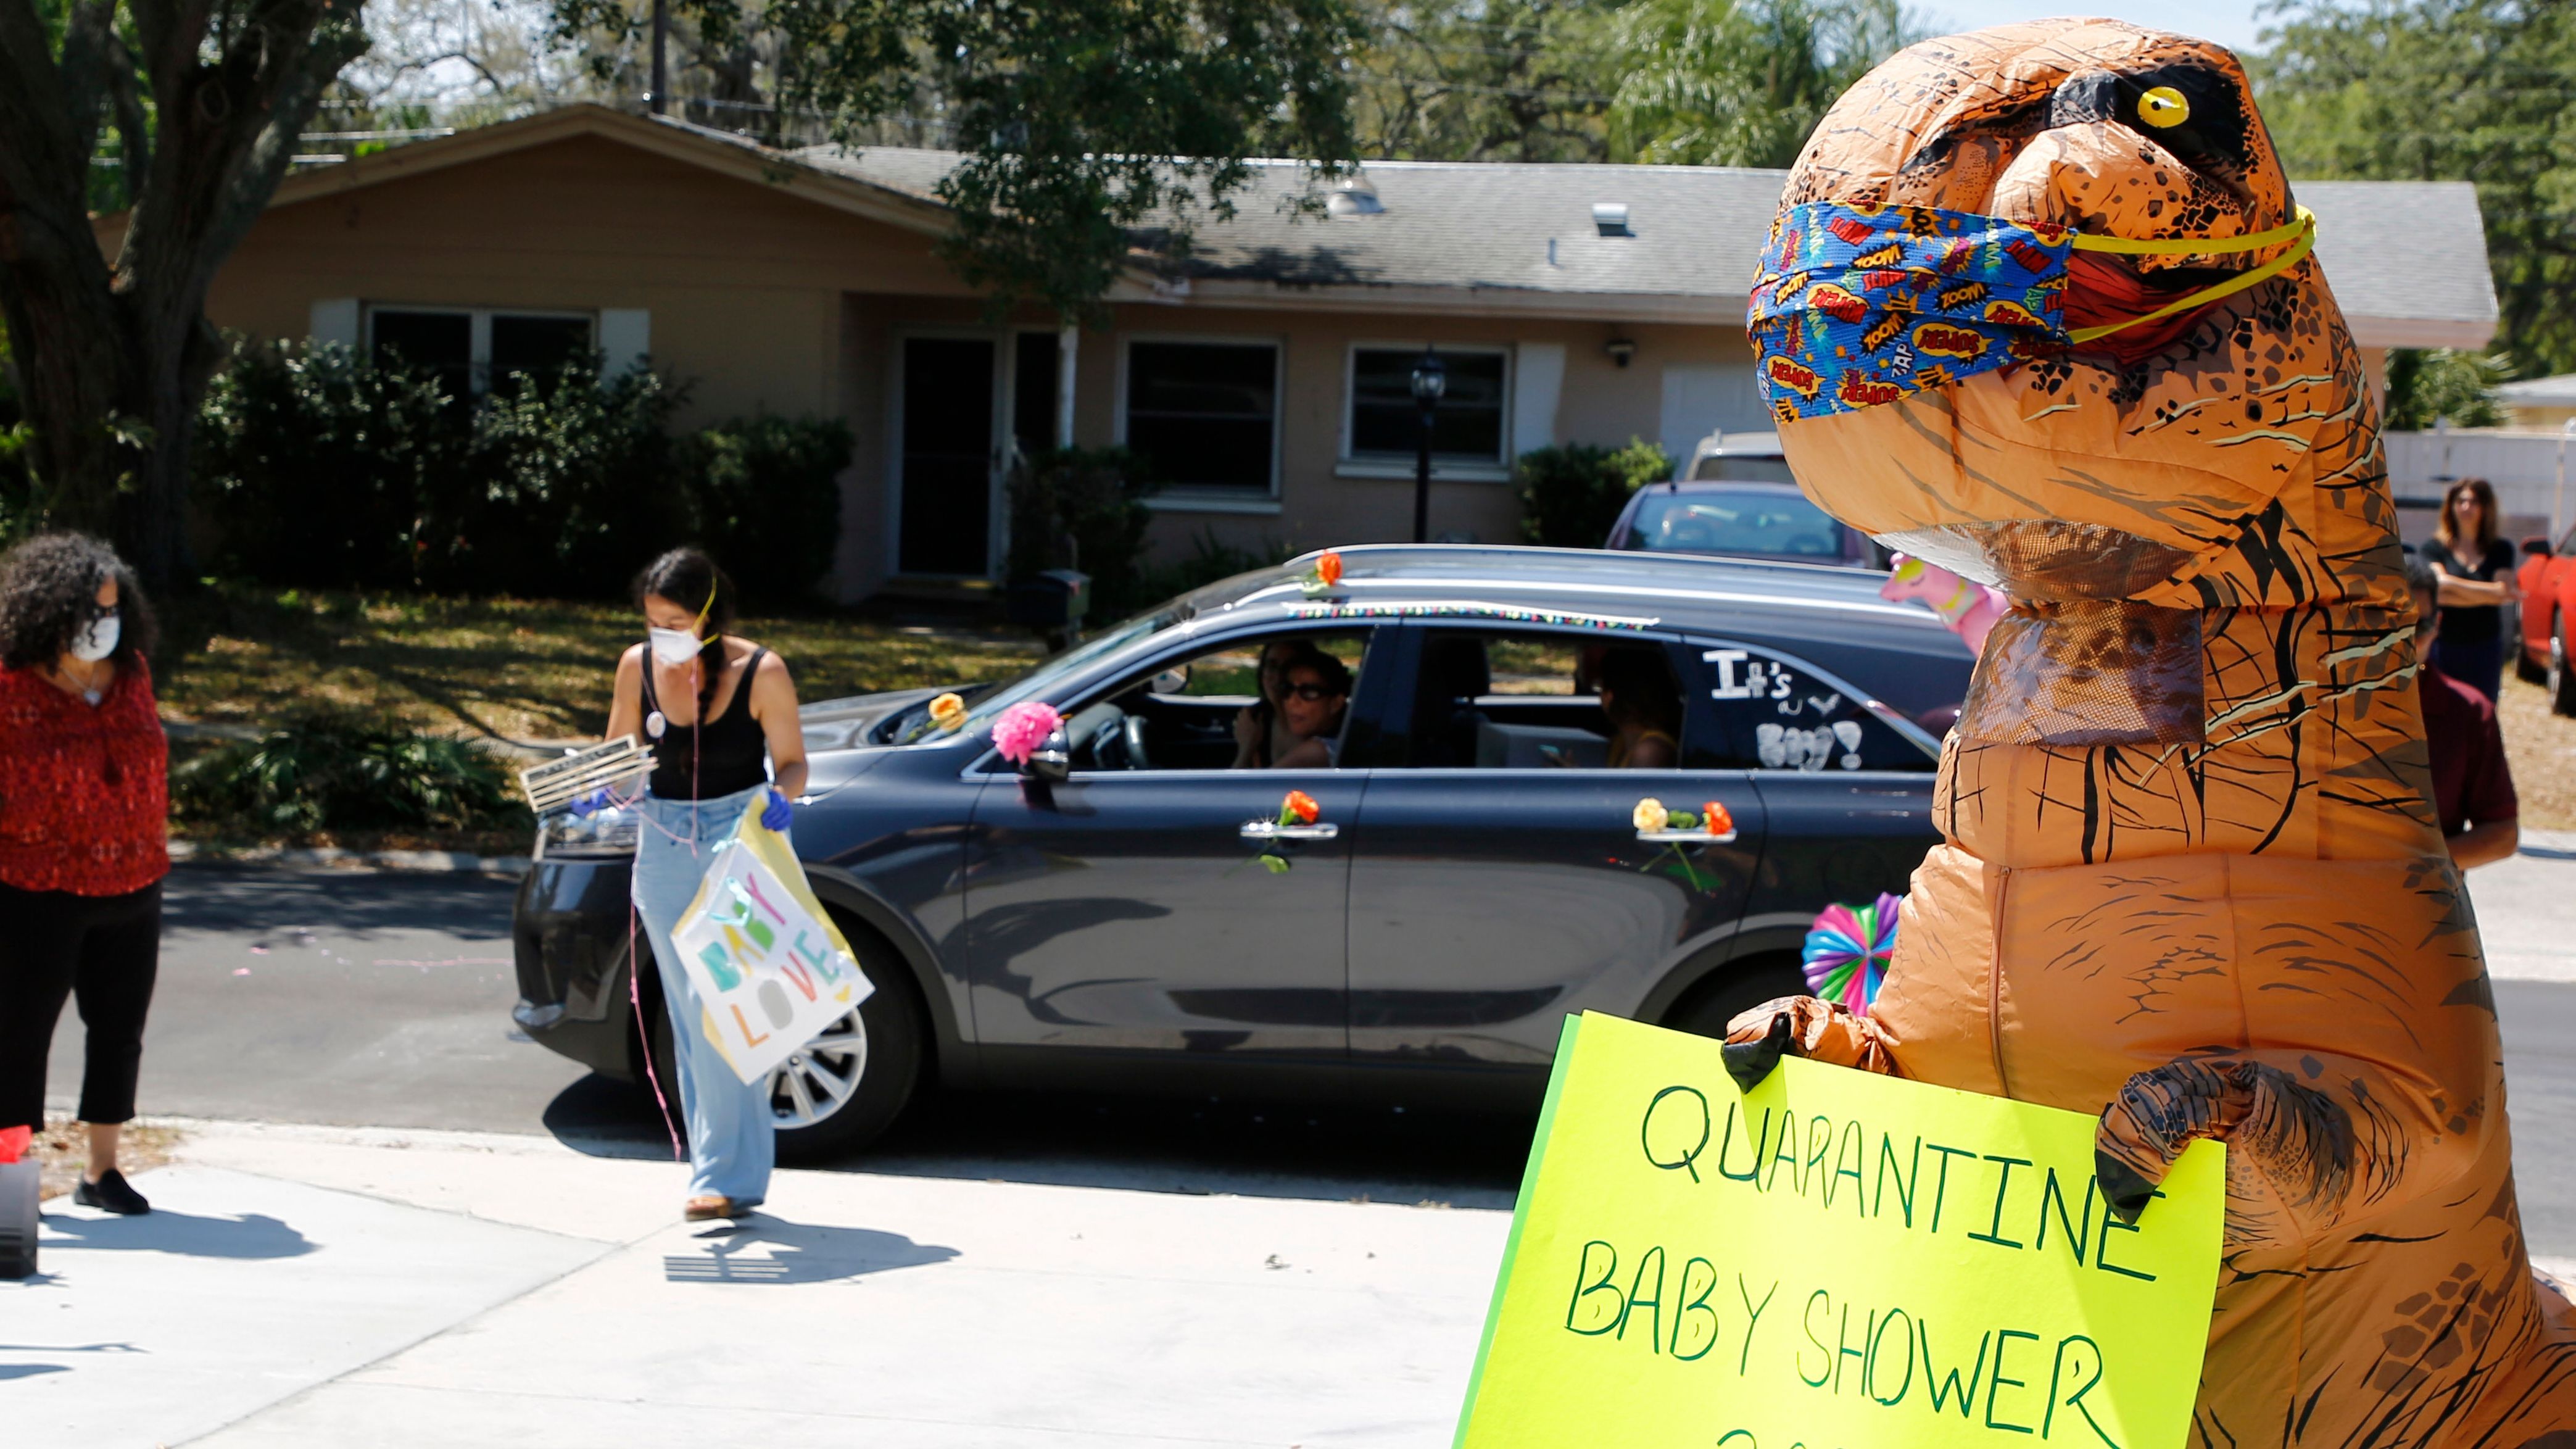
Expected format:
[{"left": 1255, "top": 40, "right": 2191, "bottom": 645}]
[
  {"left": 1183, "top": 544, "right": 1940, "bottom": 639},
  {"left": 1627, "top": 479, "right": 1815, "bottom": 500}
]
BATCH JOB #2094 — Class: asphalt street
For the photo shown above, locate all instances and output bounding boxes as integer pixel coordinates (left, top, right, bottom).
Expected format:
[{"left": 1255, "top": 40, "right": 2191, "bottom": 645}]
[{"left": 44, "top": 860, "right": 2576, "bottom": 1235}]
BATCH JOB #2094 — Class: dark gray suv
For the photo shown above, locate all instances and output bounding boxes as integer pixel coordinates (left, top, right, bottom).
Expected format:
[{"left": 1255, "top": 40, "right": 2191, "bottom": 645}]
[{"left": 511, "top": 546, "right": 1972, "bottom": 1156}]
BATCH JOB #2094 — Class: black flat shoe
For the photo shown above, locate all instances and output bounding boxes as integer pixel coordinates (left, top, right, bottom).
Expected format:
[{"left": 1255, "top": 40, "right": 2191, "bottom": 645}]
[{"left": 74, "top": 1169, "right": 149, "bottom": 1216}]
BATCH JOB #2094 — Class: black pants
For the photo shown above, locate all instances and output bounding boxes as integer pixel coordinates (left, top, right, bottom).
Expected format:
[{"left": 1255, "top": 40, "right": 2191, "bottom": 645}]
[{"left": 0, "top": 880, "right": 162, "bottom": 1131}]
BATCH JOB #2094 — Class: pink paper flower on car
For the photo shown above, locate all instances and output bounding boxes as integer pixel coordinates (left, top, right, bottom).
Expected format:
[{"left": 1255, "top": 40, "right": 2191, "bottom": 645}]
[{"left": 992, "top": 701, "right": 1063, "bottom": 765}]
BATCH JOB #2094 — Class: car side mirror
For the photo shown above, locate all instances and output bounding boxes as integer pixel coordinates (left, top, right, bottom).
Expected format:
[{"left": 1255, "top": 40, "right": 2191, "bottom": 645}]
[{"left": 1019, "top": 731, "right": 1070, "bottom": 785}]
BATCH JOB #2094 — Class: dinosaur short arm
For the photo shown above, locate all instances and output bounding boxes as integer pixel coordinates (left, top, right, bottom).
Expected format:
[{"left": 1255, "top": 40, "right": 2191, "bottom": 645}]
[
  {"left": 1720, "top": 995, "right": 1903, "bottom": 1090},
  {"left": 2095, "top": 1052, "right": 2472, "bottom": 1243}
]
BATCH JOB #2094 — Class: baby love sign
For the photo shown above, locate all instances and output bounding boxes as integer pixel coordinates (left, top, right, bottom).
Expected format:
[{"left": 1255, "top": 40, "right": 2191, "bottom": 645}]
[
  {"left": 669, "top": 817, "right": 872, "bottom": 1084},
  {"left": 1456, "top": 1013, "right": 2223, "bottom": 1449}
]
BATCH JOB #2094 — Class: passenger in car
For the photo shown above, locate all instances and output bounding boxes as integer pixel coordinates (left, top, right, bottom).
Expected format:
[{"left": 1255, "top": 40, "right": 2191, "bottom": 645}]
[
  {"left": 1230, "top": 637, "right": 1308, "bottom": 769},
  {"left": 1598, "top": 649, "right": 1680, "bottom": 768},
  {"left": 1272, "top": 652, "right": 1352, "bottom": 770}
]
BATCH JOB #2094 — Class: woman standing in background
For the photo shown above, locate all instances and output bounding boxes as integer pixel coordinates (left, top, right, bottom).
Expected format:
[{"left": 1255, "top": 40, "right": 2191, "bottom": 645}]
[
  {"left": 0, "top": 533, "right": 169, "bottom": 1216},
  {"left": 2428, "top": 477, "right": 2520, "bottom": 700}
]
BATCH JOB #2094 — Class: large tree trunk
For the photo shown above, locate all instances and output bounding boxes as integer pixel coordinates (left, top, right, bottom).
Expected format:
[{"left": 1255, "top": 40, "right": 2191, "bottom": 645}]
[{"left": 0, "top": 0, "right": 365, "bottom": 589}]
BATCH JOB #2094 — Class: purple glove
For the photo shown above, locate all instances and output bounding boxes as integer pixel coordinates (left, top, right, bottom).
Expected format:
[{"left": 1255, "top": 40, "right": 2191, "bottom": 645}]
[
  {"left": 760, "top": 787, "right": 793, "bottom": 832},
  {"left": 569, "top": 787, "right": 613, "bottom": 817}
]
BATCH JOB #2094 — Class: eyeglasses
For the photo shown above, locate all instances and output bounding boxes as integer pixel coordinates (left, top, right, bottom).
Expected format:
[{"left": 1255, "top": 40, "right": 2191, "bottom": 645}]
[{"left": 1285, "top": 682, "right": 1343, "bottom": 702}]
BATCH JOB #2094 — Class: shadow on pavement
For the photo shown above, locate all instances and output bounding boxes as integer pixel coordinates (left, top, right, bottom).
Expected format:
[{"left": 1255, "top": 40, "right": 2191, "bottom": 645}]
[
  {"left": 662, "top": 1218, "right": 958, "bottom": 1285},
  {"left": 41, "top": 1209, "right": 314, "bottom": 1260},
  {"left": 541, "top": 1072, "right": 1532, "bottom": 1210},
  {"left": 164, "top": 865, "right": 518, "bottom": 939}
]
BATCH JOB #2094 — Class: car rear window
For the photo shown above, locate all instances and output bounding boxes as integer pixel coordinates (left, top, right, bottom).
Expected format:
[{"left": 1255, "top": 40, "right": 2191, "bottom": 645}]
[{"left": 1623, "top": 490, "right": 1848, "bottom": 560}]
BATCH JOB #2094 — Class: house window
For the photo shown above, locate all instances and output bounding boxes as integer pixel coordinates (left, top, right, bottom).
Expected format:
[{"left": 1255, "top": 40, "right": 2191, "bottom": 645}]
[
  {"left": 1348, "top": 346, "right": 1508, "bottom": 465},
  {"left": 1122, "top": 339, "right": 1280, "bottom": 494},
  {"left": 368, "top": 307, "right": 595, "bottom": 397}
]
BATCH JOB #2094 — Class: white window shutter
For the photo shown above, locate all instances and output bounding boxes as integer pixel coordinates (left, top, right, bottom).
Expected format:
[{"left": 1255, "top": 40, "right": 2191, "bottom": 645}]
[
  {"left": 598, "top": 309, "right": 650, "bottom": 380},
  {"left": 1510, "top": 343, "right": 1565, "bottom": 462},
  {"left": 309, "top": 297, "right": 360, "bottom": 349}
]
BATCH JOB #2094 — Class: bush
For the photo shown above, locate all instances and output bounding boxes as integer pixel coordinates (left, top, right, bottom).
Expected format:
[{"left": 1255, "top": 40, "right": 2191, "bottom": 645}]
[
  {"left": 1133, "top": 528, "right": 1298, "bottom": 606},
  {"left": 2385, "top": 349, "right": 2509, "bottom": 430},
  {"left": 1006, "top": 446, "right": 1158, "bottom": 613},
  {"left": 195, "top": 338, "right": 848, "bottom": 600},
  {"left": 677, "top": 415, "right": 851, "bottom": 604},
  {"left": 171, "top": 708, "right": 531, "bottom": 839},
  {"left": 1517, "top": 438, "right": 1674, "bottom": 548}
]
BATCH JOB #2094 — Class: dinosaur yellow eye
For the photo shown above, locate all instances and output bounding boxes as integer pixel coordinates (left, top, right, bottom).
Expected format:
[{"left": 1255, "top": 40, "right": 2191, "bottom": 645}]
[{"left": 2139, "top": 86, "right": 2190, "bottom": 128}]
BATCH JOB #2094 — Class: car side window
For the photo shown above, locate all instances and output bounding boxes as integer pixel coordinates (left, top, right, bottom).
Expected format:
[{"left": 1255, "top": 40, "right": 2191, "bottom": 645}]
[
  {"left": 1388, "top": 626, "right": 1692, "bottom": 770},
  {"left": 1691, "top": 642, "right": 1934, "bottom": 773},
  {"left": 1057, "top": 629, "right": 1375, "bottom": 773}
]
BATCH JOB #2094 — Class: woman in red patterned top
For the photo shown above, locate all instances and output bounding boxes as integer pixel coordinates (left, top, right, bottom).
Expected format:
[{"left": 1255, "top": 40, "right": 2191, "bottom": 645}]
[{"left": 0, "top": 533, "right": 168, "bottom": 1215}]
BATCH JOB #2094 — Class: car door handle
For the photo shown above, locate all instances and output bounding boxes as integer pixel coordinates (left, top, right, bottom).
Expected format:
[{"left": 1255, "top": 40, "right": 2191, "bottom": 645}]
[
  {"left": 1241, "top": 821, "right": 1339, "bottom": 841},
  {"left": 1636, "top": 827, "right": 1739, "bottom": 843}
]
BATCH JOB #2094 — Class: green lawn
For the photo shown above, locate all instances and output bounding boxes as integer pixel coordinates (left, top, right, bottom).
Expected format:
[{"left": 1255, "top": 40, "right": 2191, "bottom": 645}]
[{"left": 157, "top": 584, "right": 1043, "bottom": 746}]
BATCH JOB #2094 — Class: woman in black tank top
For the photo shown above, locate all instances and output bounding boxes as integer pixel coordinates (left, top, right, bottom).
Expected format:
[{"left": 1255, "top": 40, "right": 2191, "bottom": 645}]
[{"left": 602, "top": 547, "right": 808, "bottom": 1224}]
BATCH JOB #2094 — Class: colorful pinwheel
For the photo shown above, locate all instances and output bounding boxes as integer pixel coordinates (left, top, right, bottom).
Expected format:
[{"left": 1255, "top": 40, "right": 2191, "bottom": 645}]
[{"left": 1802, "top": 893, "right": 1901, "bottom": 1016}]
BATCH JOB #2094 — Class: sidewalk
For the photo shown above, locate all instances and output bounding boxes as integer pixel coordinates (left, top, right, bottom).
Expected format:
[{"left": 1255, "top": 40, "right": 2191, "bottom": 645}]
[
  {"left": 2472, "top": 829, "right": 2576, "bottom": 981},
  {"left": 8, "top": 1122, "right": 1508, "bottom": 1448}
]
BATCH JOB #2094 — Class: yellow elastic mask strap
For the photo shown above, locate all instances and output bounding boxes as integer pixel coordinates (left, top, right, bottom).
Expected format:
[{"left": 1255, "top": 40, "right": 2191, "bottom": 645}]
[
  {"left": 2065, "top": 206, "right": 2317, "bottom": 344},
  {"left": 690, "top": 581, "right": 718, "bottom": 645}
]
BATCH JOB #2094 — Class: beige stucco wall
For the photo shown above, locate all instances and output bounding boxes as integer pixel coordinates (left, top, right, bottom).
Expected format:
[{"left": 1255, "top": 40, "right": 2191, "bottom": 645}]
[
  {"left": 826, "top": 296, "right": 1758, "bottom": 596},
  {"left": 205, "top": 133, "right": 964, "bottom": 428},
  {"left": 194, "top": 128, "right": 1763, "bottom": 602}
]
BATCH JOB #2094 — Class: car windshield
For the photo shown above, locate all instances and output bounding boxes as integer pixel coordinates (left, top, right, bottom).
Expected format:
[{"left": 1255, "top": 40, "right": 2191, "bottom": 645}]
[
  {"left": 1623, "top": 490, "right": 1847, "bottom": 559},
  {"left": 1688, "top": 455, "right": 1798, "bottom": 483},
  {"left": 886, "top": 606, "right": 1184, "bottom": 744}
]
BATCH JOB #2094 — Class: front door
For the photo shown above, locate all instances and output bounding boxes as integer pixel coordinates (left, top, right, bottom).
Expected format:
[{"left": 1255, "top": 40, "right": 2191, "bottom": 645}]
[
  {"left": 897, "top": 336, "right": 997, "bottom": 577},
  {"left": 1346, "top": 624, "right": 1765, "bottom": 1071},
  {"left": 960, "top": 629, "right": 1384, "bottom": 1062}
]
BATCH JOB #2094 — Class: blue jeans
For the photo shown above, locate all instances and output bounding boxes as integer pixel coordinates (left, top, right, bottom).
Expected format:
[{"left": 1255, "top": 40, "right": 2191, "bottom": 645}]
[{"left": 631, "top": 784, "right": 775, "bottom": 1206}]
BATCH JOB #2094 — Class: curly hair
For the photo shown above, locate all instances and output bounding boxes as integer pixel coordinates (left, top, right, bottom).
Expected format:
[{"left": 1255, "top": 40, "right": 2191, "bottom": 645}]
[{"left": 0, "top": 532, "right": 156, "bottom": 671}]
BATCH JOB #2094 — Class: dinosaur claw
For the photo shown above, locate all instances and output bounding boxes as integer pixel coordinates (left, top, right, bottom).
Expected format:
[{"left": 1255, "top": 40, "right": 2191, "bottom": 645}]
[
  {"left": 1723, "top": 1012, "right": 1799, "bottom": 1093},
  {"left": 2096, "top": 1148, "right": 2159, "bottom": 1224}
]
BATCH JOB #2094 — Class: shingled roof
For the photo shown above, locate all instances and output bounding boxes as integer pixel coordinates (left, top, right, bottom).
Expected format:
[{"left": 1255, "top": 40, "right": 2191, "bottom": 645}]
[{"left": 803, "top": 146, "right": 2496, "bottom": 345}]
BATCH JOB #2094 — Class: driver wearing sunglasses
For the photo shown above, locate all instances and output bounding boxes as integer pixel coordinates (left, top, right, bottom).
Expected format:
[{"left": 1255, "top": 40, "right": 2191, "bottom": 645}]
[{"left": 1269, "top": 653, "right": 1351, "bottom": 771}]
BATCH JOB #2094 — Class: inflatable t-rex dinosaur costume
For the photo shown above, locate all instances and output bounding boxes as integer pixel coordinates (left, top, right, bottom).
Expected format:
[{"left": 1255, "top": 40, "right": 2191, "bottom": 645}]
[{"left": 1730, "top": 19, "right": 2576, "bottom": 1448}]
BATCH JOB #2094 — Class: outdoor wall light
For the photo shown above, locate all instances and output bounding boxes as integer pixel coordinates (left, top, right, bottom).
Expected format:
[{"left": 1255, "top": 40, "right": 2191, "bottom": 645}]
[
  {"left": 1411, "top": 348, "right": 1446, "bottom": 544},
  {"left": 1605, "top": 336, "right": 1637, "bottom": 368}
]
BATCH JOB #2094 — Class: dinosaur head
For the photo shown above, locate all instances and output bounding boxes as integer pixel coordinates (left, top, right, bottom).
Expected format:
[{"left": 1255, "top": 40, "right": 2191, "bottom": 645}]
[{"left": 1754, "top": 20, "right": 2382, "bottom": 611}]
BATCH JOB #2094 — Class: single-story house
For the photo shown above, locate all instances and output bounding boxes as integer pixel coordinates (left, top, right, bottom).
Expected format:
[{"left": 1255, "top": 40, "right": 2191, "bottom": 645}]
[
  {"left": 165, "top": 103, "right": 2499, "bottom": 602},
  {"left": 2499, "top": 374, "right": 2576, "bottom": 431}
]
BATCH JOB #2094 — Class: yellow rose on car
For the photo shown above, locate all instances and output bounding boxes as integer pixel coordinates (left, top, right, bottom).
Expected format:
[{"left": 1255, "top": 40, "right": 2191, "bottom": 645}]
[
  {"left": 927, "top": 692, "right": 967, "bottom": 731},
  {"left": 1633, "top": 798, "right": 1670, "bottom": 832}
]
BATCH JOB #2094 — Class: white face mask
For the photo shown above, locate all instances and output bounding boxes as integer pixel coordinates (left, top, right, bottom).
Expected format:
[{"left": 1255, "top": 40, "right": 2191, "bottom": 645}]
[
  {"left": 648, "top": 626, "right": 703, "bottom": 666},
  {"left": 70, "top": 613, "right": 119, "bottom": 663}
]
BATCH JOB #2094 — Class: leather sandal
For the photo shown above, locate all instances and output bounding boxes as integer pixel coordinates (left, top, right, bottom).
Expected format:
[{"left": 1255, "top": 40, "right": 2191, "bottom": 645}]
[{"left": 683, "top": 1195, "right": 742, "bottom": 1223}]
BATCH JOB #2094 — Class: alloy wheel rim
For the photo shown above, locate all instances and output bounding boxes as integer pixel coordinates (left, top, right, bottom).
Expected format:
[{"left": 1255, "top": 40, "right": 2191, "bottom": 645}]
[{"left": 768, "top": 1008, "right": 868, "bottom": 1128}]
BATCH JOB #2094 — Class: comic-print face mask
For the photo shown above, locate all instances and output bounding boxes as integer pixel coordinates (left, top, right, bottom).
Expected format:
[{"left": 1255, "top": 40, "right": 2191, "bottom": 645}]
[{"left": 1746, "top": 200, "right": 2314, "bottom": 421}]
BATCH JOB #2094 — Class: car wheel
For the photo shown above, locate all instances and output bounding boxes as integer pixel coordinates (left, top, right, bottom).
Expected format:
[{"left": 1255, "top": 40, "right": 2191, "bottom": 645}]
[
  {"left": 645, "top": 919, "right": 927, "bottom": 1164},
  {"left": 1664, "top": 955, "right": 1810, "bottom": 1040},
  {"left": 2553, "top": 612, "right": 2576, "bottom": 717},
  {"left": 2518, "top": 640, "right": 2548, "bottom": 685}
]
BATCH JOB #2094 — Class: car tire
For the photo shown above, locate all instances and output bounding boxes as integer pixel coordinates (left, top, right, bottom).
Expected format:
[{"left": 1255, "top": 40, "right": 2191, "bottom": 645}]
[
  {"left": 1663, "top": 955, "right": 1810, "bottom": 1040},
  {"left": 2553, "top": 612, "right": 2576, "bottom": 717},
  {"left": 2518, "top": 641, "right": 2548, "bottom": 685},
  {"left": 643, "top": 916, "right": 928, "bottom": 1165}
]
